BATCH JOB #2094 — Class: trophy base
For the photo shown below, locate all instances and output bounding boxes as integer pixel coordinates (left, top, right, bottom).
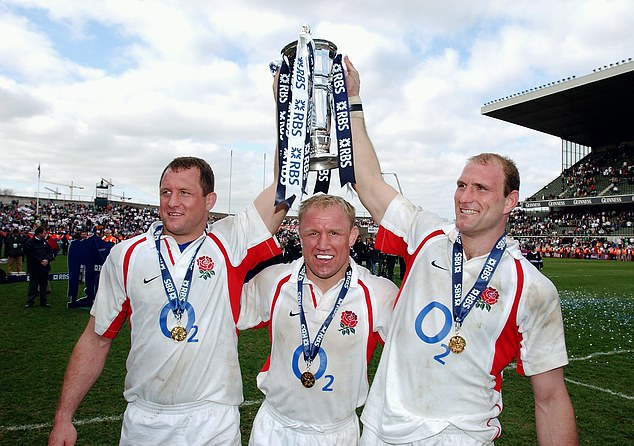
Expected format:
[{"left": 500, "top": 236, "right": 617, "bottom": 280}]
[{"left": 309, "top": 154, "right": 339, "bottom": 171}]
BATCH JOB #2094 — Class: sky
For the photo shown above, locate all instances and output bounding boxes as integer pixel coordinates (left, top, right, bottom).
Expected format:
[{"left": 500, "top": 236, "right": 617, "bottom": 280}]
[{"left": 1, "top": 0, "right": 633, "bottom": 219}]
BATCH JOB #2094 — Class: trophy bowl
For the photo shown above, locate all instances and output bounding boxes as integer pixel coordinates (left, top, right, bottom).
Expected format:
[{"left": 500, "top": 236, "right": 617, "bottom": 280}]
[{"left": 280, "top": 39, "right": 339, "bottom": 171}]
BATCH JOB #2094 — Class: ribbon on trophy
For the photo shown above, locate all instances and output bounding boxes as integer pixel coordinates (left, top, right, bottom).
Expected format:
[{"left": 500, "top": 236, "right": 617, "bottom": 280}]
[
  {"left": 328, "top": 53, "right": 355, "bottom": 190},
  {"left": 274, "top": 26, "right": 356, "bottom": 206},
  {"left": 275, "top": 28, "right": 314, "bottom": 208}
]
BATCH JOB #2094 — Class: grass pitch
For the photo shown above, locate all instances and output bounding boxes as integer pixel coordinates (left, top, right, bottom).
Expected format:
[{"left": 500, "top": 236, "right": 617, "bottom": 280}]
[{"left": 0, "top": 256, "right": 632, "bottom": 445}]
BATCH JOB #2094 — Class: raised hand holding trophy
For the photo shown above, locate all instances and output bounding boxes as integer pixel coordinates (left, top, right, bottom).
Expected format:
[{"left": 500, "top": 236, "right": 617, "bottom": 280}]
[{"left": 273, "top": 25, "right": 355, "bottom": 207}]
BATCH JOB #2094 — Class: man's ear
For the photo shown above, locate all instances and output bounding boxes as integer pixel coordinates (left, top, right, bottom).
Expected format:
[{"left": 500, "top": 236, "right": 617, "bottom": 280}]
[
  {"left": 504, "top": 190, "right": 519, "bottom": 215},
  {"left": 206, "top": 192, "right": 217, "bottom": 211}
]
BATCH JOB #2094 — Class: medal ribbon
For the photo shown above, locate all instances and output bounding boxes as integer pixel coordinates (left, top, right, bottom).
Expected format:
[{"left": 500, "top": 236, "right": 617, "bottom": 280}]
[
  {"left": 153, "top": 226, "right": 205, "bottom": 320},
  {"left": 297, "top": 263, "right": 352, "bottom": 365},
  {"left": 451, "top": 233, "right": 506, "bottom": 328}
]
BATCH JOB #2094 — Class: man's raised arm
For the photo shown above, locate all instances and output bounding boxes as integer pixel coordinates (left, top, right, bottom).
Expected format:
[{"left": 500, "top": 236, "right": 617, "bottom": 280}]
[
  {"left": 254, "top": 147, "right": 288, "bottom": 235},
  {"left": 345, "top": 56, "right": 398, "bottom": 224},
  {"left": 254, "top": 69, "right": 290, "bottom": 235}
]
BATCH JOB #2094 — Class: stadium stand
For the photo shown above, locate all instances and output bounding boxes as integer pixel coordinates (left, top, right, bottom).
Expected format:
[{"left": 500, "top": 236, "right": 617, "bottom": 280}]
[
  {"left": 527, "top": 146, "right": 634, "bottom": 200},
  {"left": 482, "top": 58, "right": 634, "bottom": 260}
]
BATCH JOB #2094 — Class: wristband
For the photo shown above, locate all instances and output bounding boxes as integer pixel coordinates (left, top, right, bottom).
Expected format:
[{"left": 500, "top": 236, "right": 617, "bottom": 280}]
[{"left": 348, "top": 95, "right": 362, "bottom": 105}]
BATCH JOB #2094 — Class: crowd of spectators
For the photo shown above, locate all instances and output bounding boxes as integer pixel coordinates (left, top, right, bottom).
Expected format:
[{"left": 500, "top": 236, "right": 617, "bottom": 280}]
[
  {"left": 509, "top": 208, "right": 634, "bottom": 262},
  {"left": 509, "top": 208, "right": 633, "bottom": 238},
  {"left": 520, "top": 238, "right": 633, "bottom": 262},
  {"left": 528, "top": 147, "right": 634, "bottom": 201},
  {"left": 0, "top": 198, "right": 160, "bottom": 243},
  {"left": 3, "top": 197, "right": 632, "bottom": 268}
]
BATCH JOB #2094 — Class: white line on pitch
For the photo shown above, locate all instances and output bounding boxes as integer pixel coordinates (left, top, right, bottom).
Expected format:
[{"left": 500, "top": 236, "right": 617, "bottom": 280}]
[
  {"left": 1, "top": 415, "right": 122, "bottom": 432},
  {"left": 569, "top": 348, "right": 632, "bottom": 361},
  {"left": 564, "top": 349, "right": 633, "bottom": 400},
  {"left": 0, "top": 400, "right": 264, "bottom": 433},
  {"left": 565, "top": 378, "right": 634, "bottom": 400},
  {"left": 4, "top": 351, "right": 632, "bottom": 433}
]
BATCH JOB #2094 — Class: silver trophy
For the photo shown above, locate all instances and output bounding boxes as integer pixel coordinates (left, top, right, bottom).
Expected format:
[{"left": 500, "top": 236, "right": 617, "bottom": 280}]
[{"left": 276, "top": 34, "right": 339, "bottom": 170}]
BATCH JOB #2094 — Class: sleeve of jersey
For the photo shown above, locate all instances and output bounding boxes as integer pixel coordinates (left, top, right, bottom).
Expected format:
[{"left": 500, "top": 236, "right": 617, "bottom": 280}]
[
  {"left": 212, "top": 203, "right": 282, "bottom": 269},
  {"left": 516, "top": 270, "right": 569, "bottom": 376},
  {"left": 370, "top": 276, "right": 399, "bottom": 342},
  {"left": 236, "top": 267, "right": 278, "bottom": 330},
  {"left": 376, "top": 194, "right": 446, "bottom": 258},
  {"left": 90, "top": 244, "right": 130, "bottom": 339}
]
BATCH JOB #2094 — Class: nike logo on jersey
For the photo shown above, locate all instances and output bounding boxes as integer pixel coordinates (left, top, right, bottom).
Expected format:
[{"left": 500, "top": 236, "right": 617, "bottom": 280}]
[
  {"left": 289, "top": 310, "right": 300, "bottom": 317},
  {"left": 143, "top": 275, "right": 160, "bottom": 284},
  {"left": 431, "top": 260, "right": 448, "bottom": 271}
]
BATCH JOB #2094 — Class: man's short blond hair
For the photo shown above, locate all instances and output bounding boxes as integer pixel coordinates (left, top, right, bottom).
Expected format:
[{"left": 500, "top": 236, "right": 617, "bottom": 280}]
[{"left": 298, "top": 194, "right": 356, "bottom": 229}]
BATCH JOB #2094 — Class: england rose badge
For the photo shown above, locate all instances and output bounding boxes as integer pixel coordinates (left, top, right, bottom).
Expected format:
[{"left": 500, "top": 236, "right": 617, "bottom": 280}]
[
  {"left": 339, "top": 310, "right": 358, "bottom": 335},
  {"left": 476, "top": 286, "right": 499, "bottom": 311},
  {"left": 197, "top": 256, "right": 215, "bottom": 279}
]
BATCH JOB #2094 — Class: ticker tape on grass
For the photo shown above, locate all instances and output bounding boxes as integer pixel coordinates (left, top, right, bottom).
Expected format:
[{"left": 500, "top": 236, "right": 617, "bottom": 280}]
[{"left": 3, "top": 349, "right": 633, "bottom": 433}]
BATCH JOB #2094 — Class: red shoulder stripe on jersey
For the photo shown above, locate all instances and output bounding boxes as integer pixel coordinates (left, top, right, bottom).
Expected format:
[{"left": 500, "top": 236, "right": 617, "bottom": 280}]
[
  {"left": 308, "top": 284, "right": 317, "bottom": 309},
  {"left": 207, "top": 232, "right": 236, "bottom": 327},
  {"left": 358, "top": 280, "right": 379, "bottom": 366},
  {"left": 207, "top": 233, "right": 282, "bottom": 326},
  {"left": 123, "top": 237, "right": 146, "bottom": 296},
  {"left": 392, "top": 229, "right": 445, "bottom": 308},
  {"left": 375, "top": 226, "right": 406, "bottom": 257},
  {"left": 102, "top": 236, "right": 145, "bottom": 339},
  {"left": 163, "top": 238, "right": 175, "bottom": 265},
  {"left": 260, "top": 273, "right": 292, "bottom": 374},
  {"left": 269, "top": 274, "right": 292, "bottom": 339},
  {"left": 490, "top": 258, "right": 525, "bottom": 391},
  {"left": 101, "top": 297, "right": 131, "bottom": 339}
]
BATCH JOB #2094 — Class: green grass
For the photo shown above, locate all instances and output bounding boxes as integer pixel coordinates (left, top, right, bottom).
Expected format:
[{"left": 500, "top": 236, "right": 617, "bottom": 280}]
[{"left": 0, "top": 257, "right": 632, "bottom": 445}]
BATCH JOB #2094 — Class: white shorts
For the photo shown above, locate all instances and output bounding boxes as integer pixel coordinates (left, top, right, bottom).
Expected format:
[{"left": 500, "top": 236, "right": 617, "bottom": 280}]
[
  {"left": 360, "top": 425, "right": 490, "bottom": 446},
  {"left": 249, "top": 399, "right": 360, "bottom": 446},
  {"left": 120, "top": 398, "right": 240, "bottom": 446}
]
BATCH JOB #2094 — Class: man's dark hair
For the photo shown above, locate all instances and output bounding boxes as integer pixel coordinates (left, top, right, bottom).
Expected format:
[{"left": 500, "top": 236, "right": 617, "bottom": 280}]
[
  {"left": 160, "top": 157, "right": 215, "bottom": 195},
  {"left": 34, "top": 226, "right": 46, "bottom": 237}
]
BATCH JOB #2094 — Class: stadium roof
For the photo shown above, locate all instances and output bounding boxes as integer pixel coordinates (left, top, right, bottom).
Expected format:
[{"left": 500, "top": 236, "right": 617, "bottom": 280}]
[{"left": 481, "top": 58, "right": 634, "bottom": 148}]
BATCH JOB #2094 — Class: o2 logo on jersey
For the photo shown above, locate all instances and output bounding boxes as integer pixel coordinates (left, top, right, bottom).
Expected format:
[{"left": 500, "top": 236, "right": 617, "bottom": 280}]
[
  {"left": 291, "top": 345, "right": 335, "bottom": 392},
  {"left": 159, "top": 303, "right": 200, "bottom": 343},
  {"left": 414, "top": 301, "right": 452, "bottom": 365}
]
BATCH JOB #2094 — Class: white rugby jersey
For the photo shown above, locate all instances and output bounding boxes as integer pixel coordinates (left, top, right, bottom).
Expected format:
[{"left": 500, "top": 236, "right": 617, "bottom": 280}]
[
  {"left": 360, "top": 194, "right": 569, "bottom": 444},
  {"left": 238, "top": 257, "right": 398, "bottom": 427},
  {"left": 91, "top": 204, "right": 281, "bottom": 406}
]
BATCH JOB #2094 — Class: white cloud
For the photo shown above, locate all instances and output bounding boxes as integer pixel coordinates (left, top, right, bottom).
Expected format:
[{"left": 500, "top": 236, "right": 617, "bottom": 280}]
[{"left": 0, "top": 0, "right": 632, "bottom": 219}]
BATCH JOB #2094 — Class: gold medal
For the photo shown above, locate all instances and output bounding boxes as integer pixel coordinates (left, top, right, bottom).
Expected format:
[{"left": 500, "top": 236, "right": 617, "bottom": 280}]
[
  {"left": 448, "top": 335, "right": 466, "bottom": 353},
  {"left": 170, "top": 325, "right": 188, "bottom": 342},
  {"left": 300, "top": 371, "right": 315, "bottom": 388}
]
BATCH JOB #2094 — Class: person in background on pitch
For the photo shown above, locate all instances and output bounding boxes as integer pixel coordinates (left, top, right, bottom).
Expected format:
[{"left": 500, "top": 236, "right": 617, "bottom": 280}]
[
  {"left": 238, "top": 194, "right": 398, "bottom": 445},
  {"left": 49, "top": 155, "right": 287, "bottom": 446},
  {"left": 5, "top": 227, "right": 25, "bottom": 275},
  {"left": 343, "top": 57, "right": 578, "bottom": 445},
  {"left": 526, "top": 245, "right": 544, "bottom": 270},
  {"left": 24, "top": 226, "right": 55, "bottom": 307}
]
